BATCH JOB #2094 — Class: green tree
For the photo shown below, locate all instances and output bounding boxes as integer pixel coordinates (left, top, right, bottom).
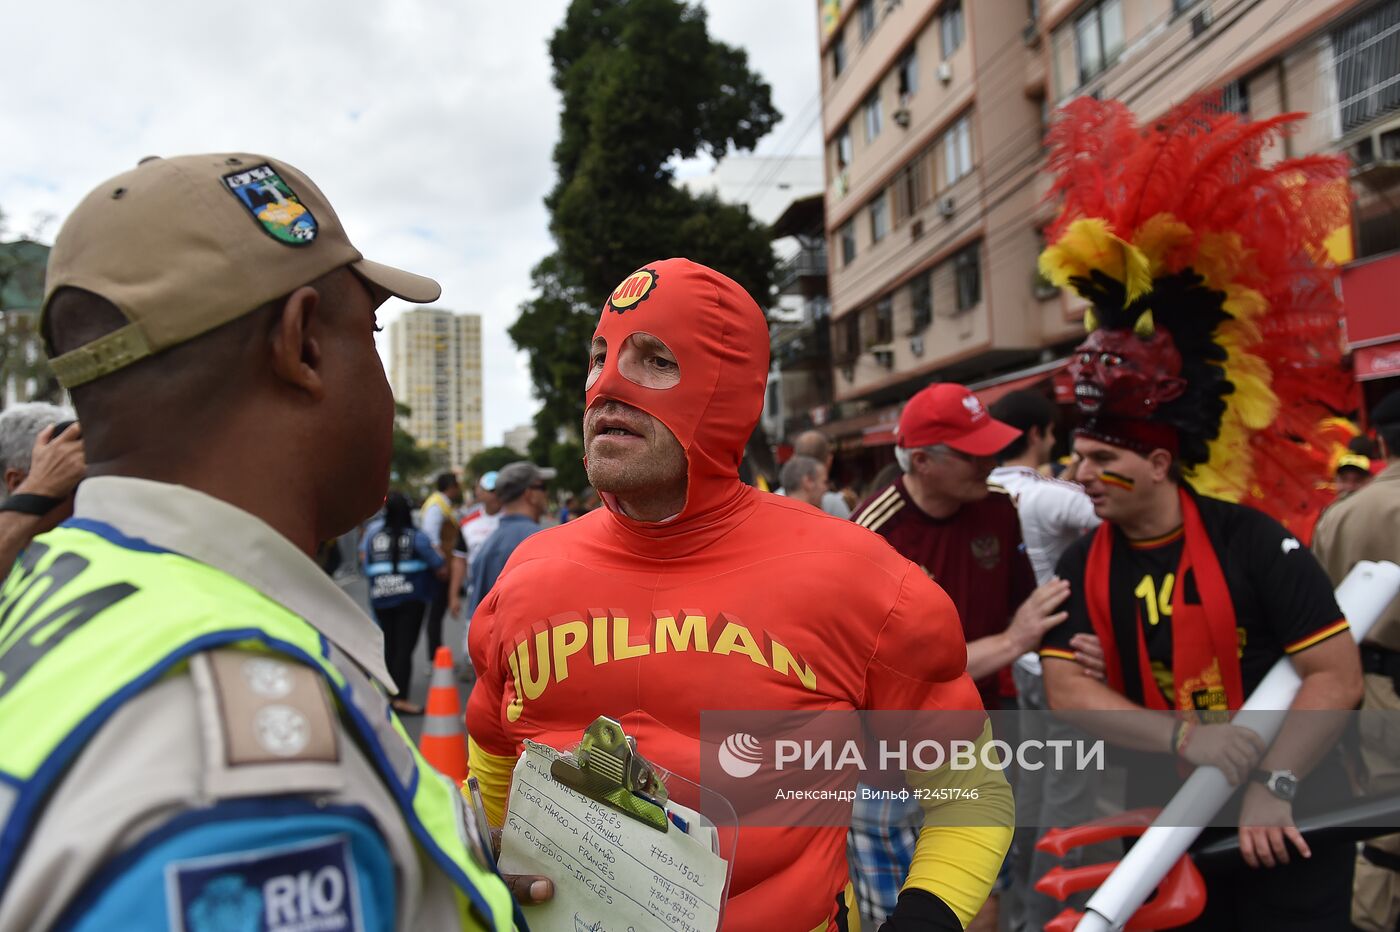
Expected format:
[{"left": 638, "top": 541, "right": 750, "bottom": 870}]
[
  {"left": 510, "top": 0, "right": 781, "bottom": 481},
  {"left": 389, "top": 402, "right": 437, "bottom": 492},
  {"left": 467, "top": 445, "right": 525, "bottom": 483}
]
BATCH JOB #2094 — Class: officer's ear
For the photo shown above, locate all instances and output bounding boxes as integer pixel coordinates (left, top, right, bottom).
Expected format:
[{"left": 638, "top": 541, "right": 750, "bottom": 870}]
[{"left": 269, "top": 285, "right": 326, "bottom": 401}]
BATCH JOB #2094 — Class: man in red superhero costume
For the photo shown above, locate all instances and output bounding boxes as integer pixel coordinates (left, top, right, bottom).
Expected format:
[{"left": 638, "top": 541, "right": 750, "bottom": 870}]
[{"left": 466, "top": 258, "right": 1012, "bottom": 931}]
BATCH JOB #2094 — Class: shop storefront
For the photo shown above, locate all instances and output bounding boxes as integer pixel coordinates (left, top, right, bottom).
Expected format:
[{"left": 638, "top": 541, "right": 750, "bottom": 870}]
[{"left": 1341, "top": 251, "right": 1400, "bottom": 415}]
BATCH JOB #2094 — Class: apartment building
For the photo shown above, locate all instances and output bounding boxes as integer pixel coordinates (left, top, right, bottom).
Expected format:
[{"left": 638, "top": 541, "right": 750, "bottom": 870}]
[
  {"left": 818, "top": 0, "right": 1074, "bottom": 464},
  {"left": 816, "top": 0, "right": 1400, "bottom": 468},
  {"left": 388, "top": 308, "right": 484, "bottom": 471},
  {"left": 502, "top": 422, "right": 537, "bottom": 457},
  {"left": 1045, "top": 0, "right": 1400, "bottom": 403}
]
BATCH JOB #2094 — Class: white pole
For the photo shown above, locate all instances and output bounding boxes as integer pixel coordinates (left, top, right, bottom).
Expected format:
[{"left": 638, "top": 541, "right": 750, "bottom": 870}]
[{"left": 1075, "top": 560, "right": 1400, "bottom": 932}]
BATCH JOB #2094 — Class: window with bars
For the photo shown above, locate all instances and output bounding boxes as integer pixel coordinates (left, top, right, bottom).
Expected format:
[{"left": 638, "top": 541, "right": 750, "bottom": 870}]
[
  {"left": 954, "top": 242, "right": 982, "bottom": 311},
  {"left": 875, "top": 296, "right": 894, "bottom": 344},
  {"left": 859, "top": 0, "right": 877, "bottom": 42},
  {"left": 864, "top": 91, "right": 883, "bottom": 141},
  {"left": 940, "top": 0, "right": 965, "bottom": 58},
  {"left": 1074, "top": 0, "right": 1124, "bottom": 86},
  {"left": 836, "top": 124, "right": 853, "bottom": 169},
  {"left": 909, "top": 273, "right": 933, "bottom": 333},
  {"left": 942, "top": 113, "right": 974, "bottom": 186},
  {"left": 897, "top": 45, "right": 919, "bottom": 103},
  {"left": 1220, "top": 78, "right": 1249, "bottom": 117},
  {"left": 839, "top": 220, "right": 857, "bottom": 265},
  {"left": 891, "top": 145, "right": 934, "bottom": 225},
  {"left": 837, "top": 313, "right": 861, "bottom": 361},
  {"left": 1332, "top": 0, "right": 1400, "bottom": 135},
  {"left": 869, "top": 190, "right": 890, "bottom": 243}
]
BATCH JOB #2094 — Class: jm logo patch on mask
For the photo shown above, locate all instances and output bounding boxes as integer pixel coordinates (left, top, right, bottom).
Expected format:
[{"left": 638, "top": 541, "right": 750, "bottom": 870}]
[
  {"left": 167, "top": 834, "right": 363, "bottom": 932},
  {"left": 607, "top": 266, "right": 659, "bottom": 313}
]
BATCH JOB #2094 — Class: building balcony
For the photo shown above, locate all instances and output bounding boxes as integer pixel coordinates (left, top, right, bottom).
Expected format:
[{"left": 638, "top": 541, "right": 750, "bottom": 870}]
[{"left": 775, "top": 244, "right": 830, "bottom": 294}]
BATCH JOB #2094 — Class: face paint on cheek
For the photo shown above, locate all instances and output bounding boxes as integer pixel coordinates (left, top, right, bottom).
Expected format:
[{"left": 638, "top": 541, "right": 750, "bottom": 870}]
[{"left": 1100, "top": 470, "right": 1136, "bottom": 492}]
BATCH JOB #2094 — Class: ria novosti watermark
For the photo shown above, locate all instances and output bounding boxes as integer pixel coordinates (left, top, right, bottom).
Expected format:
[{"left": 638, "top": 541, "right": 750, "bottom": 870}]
[
  {"left": 717, "top": 730, "right": 1104, "bottom": 780},
  {"left": 695, "top": 710, "right": 1393, "bottom": 830}
]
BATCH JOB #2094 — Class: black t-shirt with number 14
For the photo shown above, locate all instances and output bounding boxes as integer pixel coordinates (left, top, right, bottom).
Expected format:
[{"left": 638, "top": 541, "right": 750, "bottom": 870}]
[{"left": 1042, "top": 492, "right": 1348, "bottom": 705}]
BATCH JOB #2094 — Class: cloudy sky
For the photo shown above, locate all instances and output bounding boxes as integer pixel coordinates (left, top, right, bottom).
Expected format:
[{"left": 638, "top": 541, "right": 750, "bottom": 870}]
[{"left": 0, "top": 0, "right": 822, "bottom": 446}]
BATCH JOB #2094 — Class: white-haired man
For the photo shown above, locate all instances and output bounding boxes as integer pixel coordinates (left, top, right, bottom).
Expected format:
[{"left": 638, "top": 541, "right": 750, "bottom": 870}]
[{"left": 0, "top": 402, "right": 85, "bottom": 573}]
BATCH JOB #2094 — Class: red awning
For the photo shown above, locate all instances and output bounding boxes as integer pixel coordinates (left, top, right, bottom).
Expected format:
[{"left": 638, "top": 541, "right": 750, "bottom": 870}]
[
  {"left": 1342, "top": 252, "right": 1400, "bottom": 348},
  {"left": 1356, "top": 340, "right": 1400, "bottom": 381},
  {"left": 853, "top": 361, "right": 1072, "bottom": 448},
  {"left": 862, "top": 426, "right": 898, "bottom": 447},
  {"left": 973, "top": 368, "right": 1061, "bottom": 407}
]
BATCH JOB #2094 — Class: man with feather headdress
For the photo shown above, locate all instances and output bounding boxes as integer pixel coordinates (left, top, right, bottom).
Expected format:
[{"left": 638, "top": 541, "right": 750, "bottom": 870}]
[{"left": 1036, "top": 94, "right": 1364, "bottom": 930}]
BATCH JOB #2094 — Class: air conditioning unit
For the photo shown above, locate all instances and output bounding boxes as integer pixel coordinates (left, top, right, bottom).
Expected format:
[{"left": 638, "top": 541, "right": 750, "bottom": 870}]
[
  {"left": 1352, "top": 136, "right": 1377, "bottom": 169},
  {"left": 910, "top": 218, "right": 924, "bottom": 241},
  {"left": 937, "top": 195, "right": 956, "bottom": 218},
  {"left": 1033, "top": 273, "right": 1060, "bottom": 301},
  {"left": 1190, "top": 6, "right": 1213, "bottom": 37},
  {"left": 1346, "top": 114, "right": 1400, "bottom": 176},
  {"left": 869, "top": 345, "right": 896, "bottom": 369},
  {"left": 893, "top": 107, "right": 911, "bottom": 128},
  {"left": 910, "top": 334, "right": 925, "bottom": 357},
  {"left": 1381, "top": 126, "right": 1400, "bottom": 161},
  {"left": 937, "top": 62, "right": 953, "bottom": 84}
]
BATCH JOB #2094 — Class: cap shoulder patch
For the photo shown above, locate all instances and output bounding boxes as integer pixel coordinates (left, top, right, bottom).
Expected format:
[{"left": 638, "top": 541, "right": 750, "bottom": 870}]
[
  {"left": 222, "top": 163, "right": 318, "bottom": 246},
  {"left": 606, "top": 266, "right": 659, "bottom": 313}
]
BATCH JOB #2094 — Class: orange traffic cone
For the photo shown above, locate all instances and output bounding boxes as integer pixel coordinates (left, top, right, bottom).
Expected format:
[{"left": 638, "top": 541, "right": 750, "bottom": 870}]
[{"left": 418, "top": 646, "right": 468, "bottom": 784}]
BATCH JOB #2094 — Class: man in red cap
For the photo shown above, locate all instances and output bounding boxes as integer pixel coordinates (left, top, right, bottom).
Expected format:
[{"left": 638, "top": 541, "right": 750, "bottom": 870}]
[
  {"left": 466, "top": 259, "right": 1013, "bottom": 931},
  {"left": 848, "top": 383, "right": 1071, "bottom": 926},
  {"left": 855, "top": 383, "right": 1071, "bottom": 709}
]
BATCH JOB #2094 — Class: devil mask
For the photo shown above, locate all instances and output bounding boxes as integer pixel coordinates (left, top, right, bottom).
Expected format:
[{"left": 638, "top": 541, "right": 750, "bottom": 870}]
[{"left": 1070, "top": 316, "right": 1186, "bottom": 420}]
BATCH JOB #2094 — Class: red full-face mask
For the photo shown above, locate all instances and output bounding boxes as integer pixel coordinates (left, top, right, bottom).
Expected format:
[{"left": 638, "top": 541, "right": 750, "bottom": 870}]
[{"left": 586, "top": 258, "right": 769, "bottom": 528}]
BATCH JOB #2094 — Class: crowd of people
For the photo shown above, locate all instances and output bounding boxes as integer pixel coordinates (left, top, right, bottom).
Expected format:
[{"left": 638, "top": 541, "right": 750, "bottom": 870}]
[{"left": 0, "top": 93, "right": 1398, "bottom": 932}]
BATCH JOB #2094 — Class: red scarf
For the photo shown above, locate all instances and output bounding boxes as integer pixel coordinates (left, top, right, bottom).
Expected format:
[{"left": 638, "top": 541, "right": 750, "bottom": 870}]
[{"left": 1084, "top": 487, "right": 1244, "bottom": 713}]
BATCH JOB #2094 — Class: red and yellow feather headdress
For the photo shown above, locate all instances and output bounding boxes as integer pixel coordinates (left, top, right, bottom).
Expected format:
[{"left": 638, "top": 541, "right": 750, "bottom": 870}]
[{"left": 1038, "top": 94, "right": 1355, "bottom": 529}]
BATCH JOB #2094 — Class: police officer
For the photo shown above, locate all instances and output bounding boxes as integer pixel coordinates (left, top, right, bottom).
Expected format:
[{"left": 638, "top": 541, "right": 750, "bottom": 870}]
[{"left": 0, "top": 154, "right": 517, "bottom": 930}]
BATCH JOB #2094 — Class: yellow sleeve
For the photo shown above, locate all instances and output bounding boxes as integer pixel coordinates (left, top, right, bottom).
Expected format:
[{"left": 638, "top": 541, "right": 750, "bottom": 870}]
[
  {"left": 466, "top": 736, "right": 517, "bottom": 828},
  {"left": 901, "top": 720, "right": 1015, "bottom": 927}
]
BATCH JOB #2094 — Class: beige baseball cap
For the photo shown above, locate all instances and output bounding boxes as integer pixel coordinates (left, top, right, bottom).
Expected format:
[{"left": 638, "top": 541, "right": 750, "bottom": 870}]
[{"left": 42, "top": 153, "right": 441, "bottom": 388}]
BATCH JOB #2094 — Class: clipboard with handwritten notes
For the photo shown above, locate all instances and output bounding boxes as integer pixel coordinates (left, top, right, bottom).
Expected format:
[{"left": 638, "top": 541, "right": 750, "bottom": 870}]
[{"left": 497, "top": 717, "right": 734, "bottom": 932}]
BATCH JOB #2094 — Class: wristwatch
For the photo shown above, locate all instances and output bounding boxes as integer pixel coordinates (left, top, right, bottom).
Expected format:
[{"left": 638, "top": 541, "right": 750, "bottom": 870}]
[
  {"left": 0, "top": 493, "right": 65, "bottom": 516},
  {"left": 1251, "top": 768, "right": 1298, "bottom": 801}
]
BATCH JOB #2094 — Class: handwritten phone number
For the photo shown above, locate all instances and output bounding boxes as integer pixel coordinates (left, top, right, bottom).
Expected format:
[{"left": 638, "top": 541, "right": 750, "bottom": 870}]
[{"left": 649, "top": 846, "right": 705, "bottom": 886}]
